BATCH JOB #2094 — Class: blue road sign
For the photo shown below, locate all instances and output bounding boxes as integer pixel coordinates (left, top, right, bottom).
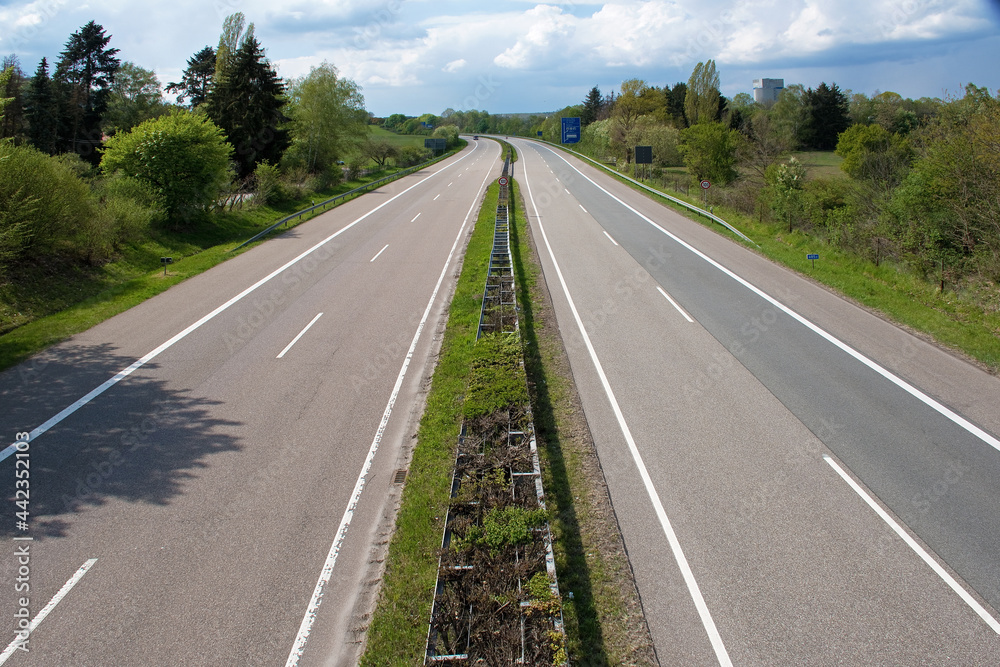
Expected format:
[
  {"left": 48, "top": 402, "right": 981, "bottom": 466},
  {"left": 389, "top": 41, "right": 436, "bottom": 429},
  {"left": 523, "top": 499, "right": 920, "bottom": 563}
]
[
  {"left": 807, "top": 254, "right": 819, "bottom": 260},
  {"left": 537, "top": 131, "right": 543, "bottom": 137},
  {"left": 561, "top": 117, "right": 581, "bottom": 144}
]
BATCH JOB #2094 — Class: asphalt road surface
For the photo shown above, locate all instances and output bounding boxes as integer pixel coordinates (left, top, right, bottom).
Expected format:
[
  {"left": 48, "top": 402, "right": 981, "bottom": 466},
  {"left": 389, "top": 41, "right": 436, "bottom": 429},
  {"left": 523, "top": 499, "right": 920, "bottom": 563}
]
[
  {"left": 0, "top": 139, "right": 501, "bottom": 666},
  {"left": 510, "top": 137, "right": 1000, "bottom": 665}
]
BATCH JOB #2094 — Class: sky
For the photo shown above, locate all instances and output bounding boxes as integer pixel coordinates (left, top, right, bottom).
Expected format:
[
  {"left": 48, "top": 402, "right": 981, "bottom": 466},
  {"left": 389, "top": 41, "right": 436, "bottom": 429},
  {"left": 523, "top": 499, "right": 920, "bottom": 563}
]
[{"left": 2, "top": 0, "right": 999, "bottom": 117}]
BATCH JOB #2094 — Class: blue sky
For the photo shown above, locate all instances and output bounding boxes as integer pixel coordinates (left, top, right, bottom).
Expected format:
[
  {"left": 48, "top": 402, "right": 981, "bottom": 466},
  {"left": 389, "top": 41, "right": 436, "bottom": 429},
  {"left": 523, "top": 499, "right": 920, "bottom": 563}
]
[{"left": 2, "top": 0, "right": 999, "bottom": 116}]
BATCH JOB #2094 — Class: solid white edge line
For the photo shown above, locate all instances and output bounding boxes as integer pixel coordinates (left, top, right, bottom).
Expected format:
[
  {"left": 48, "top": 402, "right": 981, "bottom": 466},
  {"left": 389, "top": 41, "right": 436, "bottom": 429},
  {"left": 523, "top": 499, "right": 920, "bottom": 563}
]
[
  {"left": 283, "top": 145, "right": 500, "bottom": 666},
  {"left": 534, "top": 143, "right": 1000, "bottom": 455},
  {"left": 823, "top": 455, "right": 1000, "bottom": 634},
  {"left": 518, "top": 143, "right": 733, "bottom": 666},
  {"left": 276, "top": 313, "right": 324, "bottom": 359},
  {"left": 0, "top": 143, "right": 482, "bottom": 464},
  {"left": 603, "top": 230, "right": 619, "bottom": 247},
  {"left": 370, "top": 244, "right": 390, "bottom": 263},
  {"left": 657, "top": 286, "right": 694, "bottom": 323},
  {"left": 0, "top": 558, "right": 98, "bottom": 664}
]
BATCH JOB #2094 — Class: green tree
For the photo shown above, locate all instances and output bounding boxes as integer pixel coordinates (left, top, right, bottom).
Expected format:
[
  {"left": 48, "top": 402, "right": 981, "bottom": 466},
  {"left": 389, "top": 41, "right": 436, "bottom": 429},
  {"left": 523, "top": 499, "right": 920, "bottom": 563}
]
[
  {"left": 54, "top": 20, "right": 121, "bottom": 159},
  {"left": 665, "top": 82, "right": 688, "bottom": 127},
  {"left": 680, "top": 121, "right": 741, "bottom": 185},
  {"left": 770, "top": 84, "right": 808, "bottom": 148},
  {"left": 206, "top": 27, "right": 290, "bottom": 178},
  {"left": 581, "top": 85, "right": 603, "bottom": 126},
  {"left": 0, "top": 57, "right": 28, "bottom": 141},
  {"left": 684, "top": 60, "right": 720, "bottom": 125},
  {"left": 166, "top": 47, "right": 216, "bottom": 107},
  {"left": 835, "top": 123, "right": 913, "bottom": 191},
  {"left": 103, "top": 62, "right": 168, "bottom": 135},
  {"left": 361, "top": 136, "right": 399, "bottom": 169},
  {"left": 100, "top": 110, "right": 233, "bottom": 219},
  {"left": 801, "top": 82, "right": 850, "bottom": 150},
  {"left": 284, "top": 61, "right": 366, "bottom": 173},
  {"left": 25, "top": 58, "right": 59, "bottom": 154},
  {"left": 610, "top": 78, "right": 649, "bottom": 166},
  {"left": 766, "top": 157, "right": 807, "bottom": 232}
]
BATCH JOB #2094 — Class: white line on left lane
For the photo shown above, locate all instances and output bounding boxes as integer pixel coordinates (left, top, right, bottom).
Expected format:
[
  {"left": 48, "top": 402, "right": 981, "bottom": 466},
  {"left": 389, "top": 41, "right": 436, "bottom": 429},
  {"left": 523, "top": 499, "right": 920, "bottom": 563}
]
[
  {"left": 276, "top": 313, "right": 323, "bottom": 359},
  {"left": 0, "top": 558, "right": 98, "bottom": 665}
]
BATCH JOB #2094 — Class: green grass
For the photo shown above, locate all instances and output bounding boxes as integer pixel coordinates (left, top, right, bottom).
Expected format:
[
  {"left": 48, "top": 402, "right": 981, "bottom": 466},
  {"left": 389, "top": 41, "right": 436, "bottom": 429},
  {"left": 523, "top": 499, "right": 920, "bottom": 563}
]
[
  {"left": 791, "top": 150, "right": 845, "bottom": 179},
  {"left": 0, "top": 153, "right": 462, "bottom": 373},
  {"left": 367, "top": 125, "right": 432, "bottom": 150},
  {"left": 359, "top": 182, "right": 499, "bottom": 666}
]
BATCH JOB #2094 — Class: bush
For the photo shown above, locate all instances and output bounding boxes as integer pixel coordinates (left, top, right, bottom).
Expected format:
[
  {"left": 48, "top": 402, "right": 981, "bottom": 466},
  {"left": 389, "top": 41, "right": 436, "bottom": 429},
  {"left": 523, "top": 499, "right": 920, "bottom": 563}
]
[
  {"left": 253, "top": 161, "right": 282, "bottom": 206},
  {"left": 396, "top": 145, "right": 430, "bottom": 167},
  {"left": 0, "top": 142, "right": 95, "bottom": 264},
  {"left": 101, "top": 110, "right": 233, "bottom": 221}
]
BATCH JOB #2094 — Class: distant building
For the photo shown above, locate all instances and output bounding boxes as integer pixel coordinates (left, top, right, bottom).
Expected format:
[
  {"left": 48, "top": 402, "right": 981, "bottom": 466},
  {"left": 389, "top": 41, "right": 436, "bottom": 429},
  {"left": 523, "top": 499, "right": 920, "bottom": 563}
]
[{"left": 753, "top": 78, "right": 784, "bottom": 105}]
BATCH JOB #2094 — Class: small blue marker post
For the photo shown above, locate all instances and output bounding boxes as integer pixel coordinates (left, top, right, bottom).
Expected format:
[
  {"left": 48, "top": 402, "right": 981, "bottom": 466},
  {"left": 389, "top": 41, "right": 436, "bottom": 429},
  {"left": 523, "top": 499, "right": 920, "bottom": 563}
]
[{"left": 807, "top": 253, "right": 819, "bottom": 269}]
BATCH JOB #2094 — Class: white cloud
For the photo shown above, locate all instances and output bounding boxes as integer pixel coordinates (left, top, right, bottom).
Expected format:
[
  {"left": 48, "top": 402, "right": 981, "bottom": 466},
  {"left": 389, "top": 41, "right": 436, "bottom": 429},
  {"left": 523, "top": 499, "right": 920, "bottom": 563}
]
[{"left": 443, "top": 58, "right": 467, "bottom": 72}]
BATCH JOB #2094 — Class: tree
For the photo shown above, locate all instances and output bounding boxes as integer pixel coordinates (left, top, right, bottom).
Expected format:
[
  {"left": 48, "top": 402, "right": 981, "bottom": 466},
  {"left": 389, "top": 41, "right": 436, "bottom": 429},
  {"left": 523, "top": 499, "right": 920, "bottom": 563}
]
[
  {"left": 103, "top": 62, "right": 168, "bottom": 135},
  {"left": 361, "top": 136, "right": 399, "bottom": 169},
  {"left": 25, "top": 58, "right": 58, "bottom": 155},
  {"left": 284, "top": 61, "right": 366, "bottom": 173},
  {"left": 54, "top": 20, "right": 121, "bottom": 159},
  {"left": 206, "top": 23, "right": 290, "bottom": 178},
  {"left": 581, "top": 86, "right": 602, "bottom": 126},
  {"left": 770, "top": 84, "right": 808, "bottom": 149},
  {"left": 101, "top": 110, "right": 233, "bottom": 219},
  {"left": 610, "top": 79, "right": 649, "bottom": 166},
  {"left": 801, "top": 82, "right": 850, "bottom": 150},
  {"left": 684, "top": 60, "right": 720, "bottom": 125},
  {"left": 835, "top": 124, "right": 913, "bottom": 191},
  {"left": 166, "top": 47, "right": 216, "bottom": 107},
  {"left": 0, "top": 57, "right": 28, "bottom": 142},
  {"left": 665, "top": 82, "right": 688, "bottom": 127},
  {"left": 767, "top": 157, "right": 807, "bottom": 232},
  {"left": 680, "top": 121, "right": 741, "bottom": 185},
  {"left": 739, "top": 110, "right": 794, "bottom": 182}
]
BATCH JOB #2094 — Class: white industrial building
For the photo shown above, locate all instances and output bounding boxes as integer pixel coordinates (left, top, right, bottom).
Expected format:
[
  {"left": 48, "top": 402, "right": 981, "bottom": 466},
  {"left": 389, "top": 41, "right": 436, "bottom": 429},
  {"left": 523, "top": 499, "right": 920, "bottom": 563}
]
[{"left": 753, "top": 78, "right": 784, "bottom": 105}]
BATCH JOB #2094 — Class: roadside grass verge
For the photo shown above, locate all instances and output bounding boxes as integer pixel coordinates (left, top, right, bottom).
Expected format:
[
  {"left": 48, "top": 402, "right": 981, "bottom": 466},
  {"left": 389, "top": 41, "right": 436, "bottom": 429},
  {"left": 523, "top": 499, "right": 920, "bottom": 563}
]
[
  {"left": 360, "top": 182, "right": 499, "bottom": 665},
  {"left": 0, "top": 152, "right": 461, "bottom": 373},
  {"left": 547, "top": 142, "right": 1000, "bottom": 372}
]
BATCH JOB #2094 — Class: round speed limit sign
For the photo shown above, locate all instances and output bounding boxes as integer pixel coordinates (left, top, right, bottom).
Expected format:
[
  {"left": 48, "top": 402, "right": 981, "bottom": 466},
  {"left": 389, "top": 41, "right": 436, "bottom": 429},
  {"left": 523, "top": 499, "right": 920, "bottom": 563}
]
[
  {"left": 700, "top": 180, "right": 711, "bottom": 189},
  {"left": 498, "top": 177, "right": 509, "bottom": 186}
]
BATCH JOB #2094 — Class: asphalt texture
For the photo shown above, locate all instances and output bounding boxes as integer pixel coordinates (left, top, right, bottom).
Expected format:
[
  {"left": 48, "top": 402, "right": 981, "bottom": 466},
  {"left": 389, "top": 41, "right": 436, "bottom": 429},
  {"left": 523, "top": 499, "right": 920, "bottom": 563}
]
[
  {"left": 0, "top": 139, "right": 502, "bottom": 666},
  {"left": 511, "top": 137, "right": 1000, "bottom": 666}
]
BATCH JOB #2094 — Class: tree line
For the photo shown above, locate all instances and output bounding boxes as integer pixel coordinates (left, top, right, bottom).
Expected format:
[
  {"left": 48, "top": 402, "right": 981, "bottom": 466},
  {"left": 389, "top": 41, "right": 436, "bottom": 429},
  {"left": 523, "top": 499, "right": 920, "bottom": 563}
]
[
  {"left": 0, "top": 13, "right": 427, "bottom": 270},
  {"left": 431, "top": 63, "right": 999, "bottom": 288}
]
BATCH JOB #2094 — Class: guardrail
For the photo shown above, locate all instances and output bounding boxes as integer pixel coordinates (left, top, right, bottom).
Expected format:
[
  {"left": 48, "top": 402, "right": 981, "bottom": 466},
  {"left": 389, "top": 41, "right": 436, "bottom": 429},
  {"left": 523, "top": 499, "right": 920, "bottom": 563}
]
[
  {"left": 230, "top": 150, "right": 461, "bottom": 252},
  {"left": 498, "top": 136, "right": 758, "bottom": 247}
]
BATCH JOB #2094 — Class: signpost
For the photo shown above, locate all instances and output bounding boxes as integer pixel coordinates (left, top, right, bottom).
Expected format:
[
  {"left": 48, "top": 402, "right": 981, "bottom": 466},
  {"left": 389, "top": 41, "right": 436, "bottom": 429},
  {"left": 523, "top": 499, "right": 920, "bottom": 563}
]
[
  {"left": 160, "top": 257, "right": 173, "bottom": 276},
  {"left": 561, "top": 117, "right": 581, "bottom": 144},
  {"left": 424, "top": 138, "right": 447, "bottom": 154},
  {"left": 498, "top": 176, "right": 508, "bottom": 186},
  {"left": 700, "top": 179, "right": 710, "bottom": 206},
  {"left": 634, "top": 146, "right": 653, "bottom": 180},
  {"left": 537, "top": 131, "right": 543, "bottom": 137},
  {"left": 807, "top": 253, "right": 819, "bottom": 269}
]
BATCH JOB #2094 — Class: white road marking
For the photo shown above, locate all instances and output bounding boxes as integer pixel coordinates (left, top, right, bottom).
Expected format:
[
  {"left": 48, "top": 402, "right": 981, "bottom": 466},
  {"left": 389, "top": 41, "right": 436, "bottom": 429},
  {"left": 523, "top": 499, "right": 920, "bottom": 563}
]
[
  {"left": 276, "top": 313, "right": 323, "bottom": 359},
  {"left": 370, "top": 244, "right": 389, "bottom": 263},
  {"left": 448, "top": 182, "right": 453, "bottom": 187},
  {"left": 284, "top": 154, "right": 499, "bottom": 666},
  {"left": 0, "top": 558, "right": 98, "bottom": 665},
  {"left": 579, "top": 204, "right": 588, "bottom": 213},
  {"left": 0, "top": 145, "right": 483, "bottom": 463},
  {"left": 434, "top": 194, "right": 440, "bottom": 200},
  {"left": 520, "top": 153, "right": 733, "bottom": 667},
  {"left": 565, "top": 188, "right": 571, "bottom": 195},
  {"left": 657, "top": 286, "right": 694, "bottom": 323},
  {"left": 536, "top": 143, "right": 1000, "bottom": 455},
  {"left": 603, "top": 231, "right": 619, "bottom": 246},
  {"left": 411, "top": 213, "right": 421, "bottom": 223},
  {"left": 823, "top": 455, "right": 1000, "bottom": 634}
]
